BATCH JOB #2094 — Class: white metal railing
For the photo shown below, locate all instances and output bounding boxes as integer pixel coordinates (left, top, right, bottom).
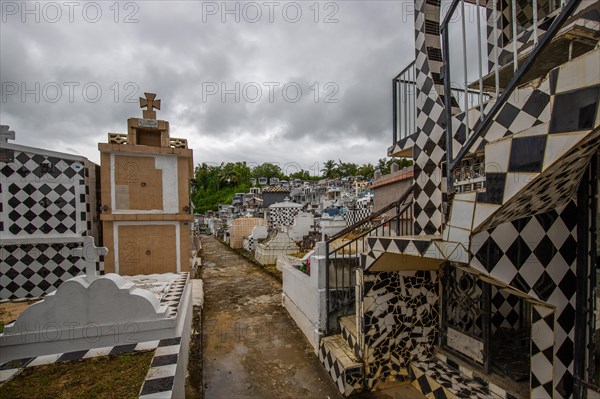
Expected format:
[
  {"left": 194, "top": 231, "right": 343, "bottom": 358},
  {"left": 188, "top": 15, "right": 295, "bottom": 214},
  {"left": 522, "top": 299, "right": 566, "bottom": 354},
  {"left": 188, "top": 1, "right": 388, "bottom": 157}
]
[
  {"left": 393, "top": 61, "right": 417, "bottom": 143},
  {"left": 443, "top": 0, "right": 563, "bottom": 141}
]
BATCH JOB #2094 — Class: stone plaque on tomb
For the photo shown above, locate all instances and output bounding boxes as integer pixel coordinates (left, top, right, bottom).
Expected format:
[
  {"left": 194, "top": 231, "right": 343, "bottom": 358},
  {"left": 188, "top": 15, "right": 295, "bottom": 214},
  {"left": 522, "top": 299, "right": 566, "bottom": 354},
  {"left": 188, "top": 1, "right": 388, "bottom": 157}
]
[
  {"left": 139, "top": 118, "right": 159, "bottom": 128},
  {"left": 447, "top": 327, "right": 484, "bottom": 363},
  {"left": 0, "top": 148, "right": 14, "bottom": 163}
]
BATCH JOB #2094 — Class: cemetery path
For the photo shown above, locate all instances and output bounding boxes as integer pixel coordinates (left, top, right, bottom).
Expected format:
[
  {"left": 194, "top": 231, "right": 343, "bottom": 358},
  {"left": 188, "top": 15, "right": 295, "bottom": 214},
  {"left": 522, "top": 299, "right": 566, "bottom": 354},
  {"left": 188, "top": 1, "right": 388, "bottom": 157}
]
[{"left": 199, "top": 235, "right": 342, "bottom": 399}]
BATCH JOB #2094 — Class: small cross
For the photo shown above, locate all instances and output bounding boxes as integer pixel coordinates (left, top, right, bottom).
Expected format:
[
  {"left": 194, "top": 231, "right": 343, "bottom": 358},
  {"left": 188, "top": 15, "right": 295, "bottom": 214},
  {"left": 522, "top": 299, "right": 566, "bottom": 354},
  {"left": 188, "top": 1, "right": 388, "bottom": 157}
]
[
  {"left": 139, "top": 92, "right": 161, "bottom": 119},
  {"left": 71, "top": 236, "right": 108, "bottom": 281},
  {"left": 0, "top": 125, "right": 15, "bottom": 143}
]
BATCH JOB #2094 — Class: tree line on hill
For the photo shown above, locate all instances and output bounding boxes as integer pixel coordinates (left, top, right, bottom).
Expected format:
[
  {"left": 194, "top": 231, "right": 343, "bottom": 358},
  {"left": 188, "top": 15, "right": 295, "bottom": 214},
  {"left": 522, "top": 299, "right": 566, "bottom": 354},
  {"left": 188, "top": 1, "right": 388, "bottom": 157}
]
[{"left": 192, "top": 158, "right": 412, "bottom": 213}]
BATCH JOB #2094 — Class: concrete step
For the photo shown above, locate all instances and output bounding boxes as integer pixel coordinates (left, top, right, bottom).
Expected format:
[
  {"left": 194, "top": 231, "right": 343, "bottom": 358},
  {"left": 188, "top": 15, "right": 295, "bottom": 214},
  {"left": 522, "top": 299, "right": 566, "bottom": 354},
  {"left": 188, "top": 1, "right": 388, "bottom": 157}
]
[
  {"left": 319, "top": 334, "right": 363, "bottom": 397},
  {"left": 410, "top": 359, "right": 502, "bottom": 399},
  {"left": 339, "top": 315, "right": 361, "bottom": 359}
]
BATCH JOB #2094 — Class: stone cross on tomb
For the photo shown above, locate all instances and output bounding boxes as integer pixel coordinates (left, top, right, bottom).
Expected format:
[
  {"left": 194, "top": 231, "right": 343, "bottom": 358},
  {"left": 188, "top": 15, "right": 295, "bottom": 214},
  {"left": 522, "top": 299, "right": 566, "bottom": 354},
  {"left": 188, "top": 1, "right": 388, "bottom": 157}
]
[
  {"left": 0, "top": 125, "right": 15, "bottom": 143},
  {"left": 71, "top": 236, "right": 109, "bottom": 280},
  {"left": 139, "top": 92, "right": 161, "bottom": 119}
]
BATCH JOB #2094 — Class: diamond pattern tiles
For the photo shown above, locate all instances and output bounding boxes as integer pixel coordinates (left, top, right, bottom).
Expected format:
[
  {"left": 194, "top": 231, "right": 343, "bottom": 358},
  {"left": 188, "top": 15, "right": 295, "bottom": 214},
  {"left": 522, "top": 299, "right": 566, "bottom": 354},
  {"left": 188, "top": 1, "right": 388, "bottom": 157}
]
[
  {"left": 452, "top": 83, "right": 551, "bottom": 160},
  {"left": 0, "top": 242, "right": 89, "bottom": 299},
  {"left": 318, "top": 334, "right": 363, "bottom": 397},
  {"left": 472, "top": 57, "right": 600, "bottom": 231},
  {"left": 339, "top": 315, "right": 361, "bottom": 359},
  {"left": 1, "top": 149, "right": 90, "bottom": 237},
  {"left": 478, "top": 126, "right": 600, "bottom": 231},
  {"left": 471, "top": 201, "right": 578, "bottom": 398},
  {"left": 412, "top": 0, "right": 447, "bottom": 236},
  {"left": 6, "top": 183, "right": 77, "bottom": 236},
  {"left": 0, "top": 152, "right": 84, "bottom": 182},
  {"left": 491, "top": 286, "right": 522, "bottom": 332},
  {"left": 531, "top": 305, "right": 555, "bottom": 398}
]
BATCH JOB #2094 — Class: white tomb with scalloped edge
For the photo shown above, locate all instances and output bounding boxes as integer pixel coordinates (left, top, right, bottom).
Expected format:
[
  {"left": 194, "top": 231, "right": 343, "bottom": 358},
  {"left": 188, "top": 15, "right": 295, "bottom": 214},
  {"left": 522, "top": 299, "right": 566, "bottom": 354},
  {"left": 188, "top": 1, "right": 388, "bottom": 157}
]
[{"left": 0, "top": 271, "right": 193, "bottom": 364}]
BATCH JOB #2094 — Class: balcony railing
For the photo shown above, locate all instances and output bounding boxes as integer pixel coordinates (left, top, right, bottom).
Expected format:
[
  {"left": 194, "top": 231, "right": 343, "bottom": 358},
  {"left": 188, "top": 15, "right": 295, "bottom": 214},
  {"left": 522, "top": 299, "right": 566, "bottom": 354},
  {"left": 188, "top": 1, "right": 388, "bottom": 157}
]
[
  {"left": 393, "top": 61, "right": 416, "bottom": 144},
  {"left": 441, "top": 0, "right": 584, "bottom": 183}
]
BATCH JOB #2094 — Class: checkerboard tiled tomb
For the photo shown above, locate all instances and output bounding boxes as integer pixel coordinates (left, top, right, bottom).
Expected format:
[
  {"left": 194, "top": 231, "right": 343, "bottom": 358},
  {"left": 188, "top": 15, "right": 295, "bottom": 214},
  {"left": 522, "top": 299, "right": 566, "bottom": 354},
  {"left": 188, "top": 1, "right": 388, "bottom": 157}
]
[
  {"left": 268, "top": 201, "right": 303, "bottom": 229},
  {"left": 0, "top": 141, "right": 100, "bottom": 300},
  {"left": 0, "top": 243, "right": 99, "bottom": 300}
]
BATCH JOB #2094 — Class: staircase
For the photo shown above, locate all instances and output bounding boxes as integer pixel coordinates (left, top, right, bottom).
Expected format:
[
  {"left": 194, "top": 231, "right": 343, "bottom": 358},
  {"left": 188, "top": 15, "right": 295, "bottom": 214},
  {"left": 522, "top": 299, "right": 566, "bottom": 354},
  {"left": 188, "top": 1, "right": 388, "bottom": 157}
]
[
  {"left": 318, "top": 315, "right": 363, "bottom": 397},
  {"left": 324, "top": 185, "right": 414, "bottom": 333}
]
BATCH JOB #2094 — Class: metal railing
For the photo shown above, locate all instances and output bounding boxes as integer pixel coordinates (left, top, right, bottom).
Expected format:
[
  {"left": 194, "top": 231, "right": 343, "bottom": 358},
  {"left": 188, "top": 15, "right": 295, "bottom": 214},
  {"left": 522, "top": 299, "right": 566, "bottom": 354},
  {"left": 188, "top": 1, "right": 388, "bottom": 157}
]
[
  {"left": 324, "top": 184, "right": 414, "bottom": 333},
  {"left": 452, "top": 157, "right": 486, "bottom": 193},
  {"left": 393, "top": 61, "right": 416, "bottom": 144},
  {"left": 442, "top": 0, "right": 583, "bottom": 186},
  {"left": 450, "top": 87, "right": 492, "bottom": 114}
]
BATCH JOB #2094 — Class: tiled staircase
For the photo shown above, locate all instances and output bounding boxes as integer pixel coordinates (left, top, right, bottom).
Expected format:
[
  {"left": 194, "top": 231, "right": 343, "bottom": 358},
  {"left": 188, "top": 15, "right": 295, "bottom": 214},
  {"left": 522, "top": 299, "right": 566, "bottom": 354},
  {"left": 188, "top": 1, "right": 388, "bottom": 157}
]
[{"left": 318, "top": 315, "right": 364, "bottom": 396}]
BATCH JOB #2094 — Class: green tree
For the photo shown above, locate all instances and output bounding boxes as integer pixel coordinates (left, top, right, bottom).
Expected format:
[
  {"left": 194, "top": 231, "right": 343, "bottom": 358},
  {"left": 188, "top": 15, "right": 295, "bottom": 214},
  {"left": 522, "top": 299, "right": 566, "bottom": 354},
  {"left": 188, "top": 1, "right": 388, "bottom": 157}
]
[
  {"left": 289, "top": 169, "right": 311, "bottom": 180},
  {"left": 252, "top": 163, "right": 285, "bottom": 180},
  {"left": 377, "top": 158, "right": 390, "bottom": 175},
  {"left": 192, "top": 162, "right": 252, "bottom": 213},
  {"left": 337, "top": 160, "right": 358, "bottom": 177},
  {"left": 357, "top": 163, "right": 375, "bottom": 178},
  {"left": 322, "top": 160, "right": 337, "bottom": 178}
]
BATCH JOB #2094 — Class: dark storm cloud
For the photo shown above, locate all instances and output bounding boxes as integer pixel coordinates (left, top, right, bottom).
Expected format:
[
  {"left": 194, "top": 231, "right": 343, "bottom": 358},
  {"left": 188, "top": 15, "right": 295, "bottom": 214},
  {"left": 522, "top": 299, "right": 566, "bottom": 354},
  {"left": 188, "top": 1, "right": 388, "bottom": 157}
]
[{"left": 1, "top": 0, "right": 415, "bottom": 167}]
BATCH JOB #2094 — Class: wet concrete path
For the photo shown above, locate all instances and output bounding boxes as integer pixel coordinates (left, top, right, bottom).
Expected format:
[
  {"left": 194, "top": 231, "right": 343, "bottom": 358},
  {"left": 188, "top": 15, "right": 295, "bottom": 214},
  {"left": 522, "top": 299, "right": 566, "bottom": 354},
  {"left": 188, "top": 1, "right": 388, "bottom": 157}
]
[{"left": 200, "top": 235, "right": 342, "bottom": 399}]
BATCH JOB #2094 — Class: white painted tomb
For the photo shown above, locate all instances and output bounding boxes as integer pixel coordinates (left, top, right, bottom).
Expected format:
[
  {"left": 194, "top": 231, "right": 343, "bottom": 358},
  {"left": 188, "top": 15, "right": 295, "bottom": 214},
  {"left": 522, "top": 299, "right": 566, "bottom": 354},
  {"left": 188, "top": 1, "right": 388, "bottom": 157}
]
[
  {"left": 284, "top": 212, "right": 314, "bottom": 241},
  {"left": 0, "top": 237, "right": 193, "bottom": 372}
]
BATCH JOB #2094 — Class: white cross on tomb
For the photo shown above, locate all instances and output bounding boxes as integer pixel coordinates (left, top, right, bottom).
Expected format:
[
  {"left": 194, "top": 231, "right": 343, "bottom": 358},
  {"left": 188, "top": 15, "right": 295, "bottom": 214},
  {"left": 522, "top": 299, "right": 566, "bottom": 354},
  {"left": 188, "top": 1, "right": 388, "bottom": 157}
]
[{"left": 71, "top": 236, "right": 109, "bottom": 280}]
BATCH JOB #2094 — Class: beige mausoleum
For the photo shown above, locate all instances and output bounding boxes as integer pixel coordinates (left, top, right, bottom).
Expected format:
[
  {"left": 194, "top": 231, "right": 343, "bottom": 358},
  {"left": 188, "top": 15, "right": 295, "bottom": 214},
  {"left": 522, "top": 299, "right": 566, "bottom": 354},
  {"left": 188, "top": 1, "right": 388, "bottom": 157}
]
[{"left": 98, "top": 93, "right": 194, "bottom": 275}]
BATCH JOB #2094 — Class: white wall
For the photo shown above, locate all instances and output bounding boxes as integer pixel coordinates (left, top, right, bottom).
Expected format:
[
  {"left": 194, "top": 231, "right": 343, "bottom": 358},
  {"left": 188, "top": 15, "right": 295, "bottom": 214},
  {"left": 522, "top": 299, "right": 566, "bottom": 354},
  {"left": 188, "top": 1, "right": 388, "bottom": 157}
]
[{"left": 281, "top": 242, "right": 327, "bottom": 352}]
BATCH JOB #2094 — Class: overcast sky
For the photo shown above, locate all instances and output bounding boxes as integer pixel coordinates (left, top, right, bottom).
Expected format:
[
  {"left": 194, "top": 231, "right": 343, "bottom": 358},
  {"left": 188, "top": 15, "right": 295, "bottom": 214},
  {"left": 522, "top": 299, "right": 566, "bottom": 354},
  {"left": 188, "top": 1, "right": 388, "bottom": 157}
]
[{"left": 2, "top": 1, "right": 484, "bottom": 175}]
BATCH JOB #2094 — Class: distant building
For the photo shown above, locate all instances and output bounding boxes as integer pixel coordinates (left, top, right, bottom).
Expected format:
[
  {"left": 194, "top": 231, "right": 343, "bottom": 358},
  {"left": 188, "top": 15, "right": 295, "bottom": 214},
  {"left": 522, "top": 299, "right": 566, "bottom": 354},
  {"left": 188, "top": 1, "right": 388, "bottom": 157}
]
[{"left": 369, "top": 166, "right": 413, "bottom": 213}]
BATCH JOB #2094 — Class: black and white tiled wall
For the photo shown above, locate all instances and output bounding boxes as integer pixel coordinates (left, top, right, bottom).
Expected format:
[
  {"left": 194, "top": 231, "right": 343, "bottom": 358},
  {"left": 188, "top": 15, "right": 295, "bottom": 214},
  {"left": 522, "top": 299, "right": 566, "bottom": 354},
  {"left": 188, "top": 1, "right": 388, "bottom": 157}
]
[
  {"left": 0, "top": 242, "right": 105, "bottom": 300},
  {"left": 0, "top": 150, "right": 90, "bottom": 238},
  {"left": 1, "top": 148, "right": 100, "bottom": 300},
  {"left": 361, "top": 270, "right": 439, "bottom": 389},
  {"left": 410, "top": 0, "right": 448, "bottom": 236},
  {"left": 268, "top": 207, "right": 301, "bottom": 229},
  {"left": 343, "top": 208, "right": 372, "bottom": 227},
  {"left": 471, "top": 201, "right": 580, "bottom": 398}
]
